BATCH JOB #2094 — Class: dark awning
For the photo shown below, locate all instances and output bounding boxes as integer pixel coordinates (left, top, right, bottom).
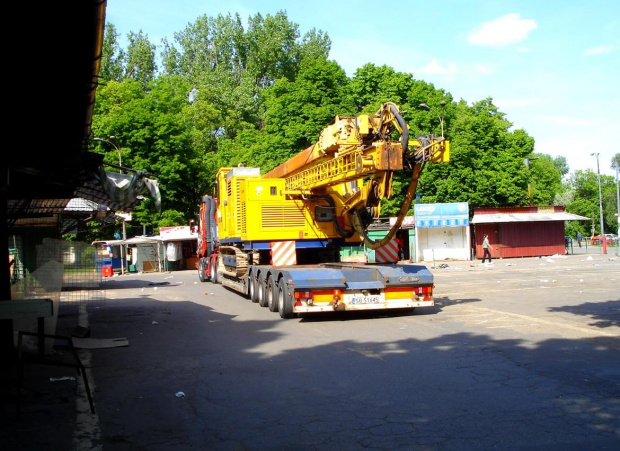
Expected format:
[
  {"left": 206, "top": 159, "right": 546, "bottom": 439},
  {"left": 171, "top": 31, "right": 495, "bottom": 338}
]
[{"left": 471, "top": 212, "right": 590, "bottom": 224}]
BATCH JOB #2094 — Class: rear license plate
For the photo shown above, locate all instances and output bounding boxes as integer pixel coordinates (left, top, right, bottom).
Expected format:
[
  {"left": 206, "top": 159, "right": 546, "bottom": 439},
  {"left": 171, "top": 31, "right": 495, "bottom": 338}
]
[{"left": 350, "top": 295, "right": 382, "bottom": 304}]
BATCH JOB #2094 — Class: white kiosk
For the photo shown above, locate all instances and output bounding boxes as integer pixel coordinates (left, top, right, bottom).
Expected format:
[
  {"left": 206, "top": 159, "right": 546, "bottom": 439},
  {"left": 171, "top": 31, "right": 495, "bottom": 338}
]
[{"left": 414, "top": 202, "right": 471, "bottom": 262}]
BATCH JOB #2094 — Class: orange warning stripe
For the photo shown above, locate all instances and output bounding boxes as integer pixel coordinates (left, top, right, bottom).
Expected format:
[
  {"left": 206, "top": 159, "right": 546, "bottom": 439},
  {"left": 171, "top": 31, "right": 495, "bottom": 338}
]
[
  {"left": 375, "top": 239, "right": 399, "bottom": 263},
  {"left": 271, "top": 241, "right": 297, "bottom": 266}
]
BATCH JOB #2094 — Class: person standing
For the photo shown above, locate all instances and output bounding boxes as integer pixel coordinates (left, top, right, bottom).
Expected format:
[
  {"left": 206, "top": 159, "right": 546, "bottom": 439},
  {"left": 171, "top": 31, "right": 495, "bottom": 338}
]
[
  {"left": 481, "top": 234, "right": 494, "bottom": 263},
  {"left": 395, "top": 232, "right": 405, "bottom": 261},
  {"left": 577, "top": 231, "right": 582, "bottom": 247}
]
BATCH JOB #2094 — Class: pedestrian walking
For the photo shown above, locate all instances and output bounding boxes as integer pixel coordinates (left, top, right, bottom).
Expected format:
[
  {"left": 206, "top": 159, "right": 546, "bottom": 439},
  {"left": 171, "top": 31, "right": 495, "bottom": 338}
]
[
  {"left": 395, "top": 232, "right": 405, "bottom": 261},
  {"left": 482, "top": 234, "right": 494, "bottom": 263},
  {"left": 577, "top": 231, "right": 582, "bottom": 247}
]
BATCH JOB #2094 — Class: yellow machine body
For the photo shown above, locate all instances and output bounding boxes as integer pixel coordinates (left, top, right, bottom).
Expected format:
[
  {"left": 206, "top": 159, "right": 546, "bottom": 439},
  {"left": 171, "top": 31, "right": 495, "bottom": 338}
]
[{"left": 216, "top": 167, "right": 361, "bottom": 243}]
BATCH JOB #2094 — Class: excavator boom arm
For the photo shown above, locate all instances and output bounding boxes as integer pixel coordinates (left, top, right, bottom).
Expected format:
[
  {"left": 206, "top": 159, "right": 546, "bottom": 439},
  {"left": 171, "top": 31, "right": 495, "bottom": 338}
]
[{"left": 265, "top": 102, "right": 449, "bottom": 249}]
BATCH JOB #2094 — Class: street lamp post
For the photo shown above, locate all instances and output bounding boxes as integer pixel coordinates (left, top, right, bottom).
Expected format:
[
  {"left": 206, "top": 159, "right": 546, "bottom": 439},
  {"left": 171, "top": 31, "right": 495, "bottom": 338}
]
[
  {"left": 94, "top": 135, "right": 127, "bottom": 273},
  {"left": 591, "top": 152, "right": 607, "bottom": 255},
  {"left": 524, "top": 157, "right": 539, "bottom": 206},
  {"left": 419, "top": 101, "right": 446, "bottom": 137},
  {"left": 93, "top": 135, "right": 122, "bottom": 169}
]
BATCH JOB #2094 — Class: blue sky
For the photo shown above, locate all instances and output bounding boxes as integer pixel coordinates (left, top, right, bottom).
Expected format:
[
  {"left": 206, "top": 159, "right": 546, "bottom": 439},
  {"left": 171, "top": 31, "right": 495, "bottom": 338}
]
[{"left": 106, "top": 0, "right": 619, "bottom": 177}]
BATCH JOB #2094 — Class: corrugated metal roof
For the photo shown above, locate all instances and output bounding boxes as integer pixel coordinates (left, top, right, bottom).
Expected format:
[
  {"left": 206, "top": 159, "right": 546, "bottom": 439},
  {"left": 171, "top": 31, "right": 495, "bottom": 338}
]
[
  {"left": 65, "top": 198, "right": 101, "bottom": 211},
  {"left": 92, "top": 232, "right": 198, "bottom": 247},
  {"left": 471, "top": 212, "right": 590, "bottom": 224}
]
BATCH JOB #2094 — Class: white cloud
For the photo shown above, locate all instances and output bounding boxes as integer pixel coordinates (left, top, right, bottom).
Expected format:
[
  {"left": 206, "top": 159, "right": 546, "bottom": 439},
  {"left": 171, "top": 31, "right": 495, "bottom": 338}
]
[
  {"left": 416, "top": 59, "right": 457, "bottom": 76},
  {"left": 468, "top": 13, "right": 537, "bottom": 47},
  {"left": 533, "top": 134, "right": 617, "bottom": 177},
  {"left": 496, "top": 97, "right": 539, "bottom": 108},
  {"left": 536, "top": 115, "right": 595, "bottom": 128},
  {"left": 330, "top": 38, "right": 416, "bottom": 76},
  {"left": 474, "top": 64, "right": 494, "bottom": 75},
  {"left": 583, "top": 43, "right": 616, "bottom": 56}
]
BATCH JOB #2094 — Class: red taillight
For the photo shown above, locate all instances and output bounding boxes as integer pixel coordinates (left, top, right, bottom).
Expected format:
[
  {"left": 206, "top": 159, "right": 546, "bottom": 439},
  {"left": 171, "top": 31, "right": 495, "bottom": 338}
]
[
  {"left": 414, "top": 286, "right": 433, "bottom": 295},
  {"left": 294, "top": 291, "right": 312, "bottom": 306}
]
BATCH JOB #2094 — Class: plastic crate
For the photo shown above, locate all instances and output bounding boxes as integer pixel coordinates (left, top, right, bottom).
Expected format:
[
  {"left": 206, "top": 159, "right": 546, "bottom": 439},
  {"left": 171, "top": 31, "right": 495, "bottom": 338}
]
[{"left": 102, "top": 266, "right": 113, "bottom": 277}]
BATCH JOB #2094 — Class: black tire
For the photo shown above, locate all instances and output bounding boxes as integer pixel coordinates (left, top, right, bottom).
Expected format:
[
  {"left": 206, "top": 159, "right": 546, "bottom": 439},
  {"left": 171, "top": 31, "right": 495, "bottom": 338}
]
[
  {"left": 267, "top": 275, "right": 278, "bottom": 312},
  {"left": 198, "top": 258, "right": 207, "bottom": 282},
  {"left": 248, "top": 272, "right": 259, "bottom": 303},
  {"left": 257, "top": 273, "right": 268, "bottom": 307},
  {"left": 277, "top": 278, "right": 295, "bottom": 319},
  {"left": 210, "top": 257, "right": 219, "bottom": 284}
]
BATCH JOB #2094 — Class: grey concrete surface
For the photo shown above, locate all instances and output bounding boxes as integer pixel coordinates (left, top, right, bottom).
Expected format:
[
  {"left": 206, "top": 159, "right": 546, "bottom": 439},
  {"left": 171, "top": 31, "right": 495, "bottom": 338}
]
[{"left": 2, "top": 254, "right": 619, "bottom": 450}]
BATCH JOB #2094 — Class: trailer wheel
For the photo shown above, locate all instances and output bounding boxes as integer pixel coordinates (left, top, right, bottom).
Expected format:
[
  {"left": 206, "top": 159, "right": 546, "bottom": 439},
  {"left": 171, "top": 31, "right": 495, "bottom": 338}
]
[
  {"left": 267, "top": 275, "right": 278, "bottom": 312},
  {"left": 248, "top": 272, "right": 259, "bottom": 303},
  {"left": 198, "top": 258, "right": 207, "bottom": 282},
  {"left": 257, "top": 273, "right": 268, "bottom": 307},
  {"left": 210, "top": 257, "right": 219, "bottom": 284},
  {"left": 277, "top": 278, "right": 295, "bottom": 319}
]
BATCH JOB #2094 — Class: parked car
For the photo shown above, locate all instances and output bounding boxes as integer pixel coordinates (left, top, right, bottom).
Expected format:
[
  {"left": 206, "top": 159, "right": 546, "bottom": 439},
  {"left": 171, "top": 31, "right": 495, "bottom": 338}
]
[{"left": 590, "top": 234, "right": 619, "bottom": 246}]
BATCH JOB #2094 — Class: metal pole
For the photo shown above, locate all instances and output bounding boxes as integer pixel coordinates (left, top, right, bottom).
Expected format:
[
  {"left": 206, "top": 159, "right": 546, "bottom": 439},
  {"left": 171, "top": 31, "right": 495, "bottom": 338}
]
[
  {"left": 592, "top": 153, "right": 607, "bottom": 254},
  {"left": 122, "top": 220, "right": 127, "bottom": 275},
  {"left": 524, "top": 157, "right": 539, "bottom": 206},
  {"left": 95, "top": 136, "right": 128, "bottom": 272},
  {"left": 115, "top": 141, "right": 125, "bottom": 275},
  {"left": 614, "top": 161, "right": 620, "bottom": 255}
]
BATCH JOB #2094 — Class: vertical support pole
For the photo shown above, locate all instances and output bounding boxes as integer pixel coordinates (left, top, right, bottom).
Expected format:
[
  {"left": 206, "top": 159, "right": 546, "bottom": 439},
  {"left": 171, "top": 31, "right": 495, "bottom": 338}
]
[{"left": 121, "top": 219, "right": 126, "bottom": 275}]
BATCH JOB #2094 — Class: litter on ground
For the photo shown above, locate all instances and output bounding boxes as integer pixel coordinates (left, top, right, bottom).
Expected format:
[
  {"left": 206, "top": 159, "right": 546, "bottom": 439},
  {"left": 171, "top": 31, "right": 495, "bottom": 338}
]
[{"left": 50, "top": 376, "right": 76, "bottom": 382}]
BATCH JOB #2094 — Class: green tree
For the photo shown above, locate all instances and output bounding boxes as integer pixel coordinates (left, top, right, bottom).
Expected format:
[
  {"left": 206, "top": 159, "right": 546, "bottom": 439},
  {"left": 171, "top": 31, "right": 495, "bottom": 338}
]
[
  {"left": 92, "top": 76, "right": 207, "bottom": 231},
  {"left": 99, "top": 23, "right": 125, "bottom": 83},
  {"left": 160, "top": 11, "right": 331, "bottom": 143},
  {"left": 161, "top": 13, "right": 246, "bottom": 83},
  {"left": 100, "top": 25, "right": 157, "bottom": 88},
  {"left": 565, "top": 169, "right": 618, "bottom": 236},
  {"left": 91, "top": 13, "right": 583, "bottom": 239},
  {"left": 611, "top": 153, "right": 620, "bottom": 237},
  {"left": 350, "top": 64, "right": 416, "bottom": 111},
  {"left": 346, "top": 65, "right": 453, "bottom": 216},
  {"left": 611, "top": 152, "right": 620, "bottom": 172},
  {"left": 231, "top": 57, "right": 354, "bottom": 173},
  {"left": 245, "top": 11, "right": 302, "bottom": 90},
  {"left": 601, "top": 173, "right": 618, "bottom": 235},
  {"left": 125, "top": 31, "right": 158, "bottom": 88},
  {"left": 564, "top": 170, "right": 600, "bottom": 236},
  {"left": 416, "top": 99, "right": 537, "bottom": 211},
  {"left": 297, "top": 28, "right": 331, "bottom": 62},
  {"left": 530, "top": 154, "right": 563, "bottom": 206},
  {"left": 552, "top": 155, "right": 569, "bottom": 179}
]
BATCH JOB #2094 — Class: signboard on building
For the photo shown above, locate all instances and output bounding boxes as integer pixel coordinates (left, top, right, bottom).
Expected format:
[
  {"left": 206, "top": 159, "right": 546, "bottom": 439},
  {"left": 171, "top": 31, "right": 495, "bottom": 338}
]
[
  {"left": 159, "top": 226, "right": 197, "bottom": 240},
  {"left": 389, "top": 216, "right": 415, "bottom": 227},
  {"left": 414, "top": 202, "right": 469, "bottom": 228}
]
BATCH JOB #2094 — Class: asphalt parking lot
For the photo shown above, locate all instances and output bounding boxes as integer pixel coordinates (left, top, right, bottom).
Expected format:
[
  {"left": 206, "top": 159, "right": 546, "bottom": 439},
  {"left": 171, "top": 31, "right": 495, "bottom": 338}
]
[{"left": 2, "top": 252, "right": 619, "bottom": 450}]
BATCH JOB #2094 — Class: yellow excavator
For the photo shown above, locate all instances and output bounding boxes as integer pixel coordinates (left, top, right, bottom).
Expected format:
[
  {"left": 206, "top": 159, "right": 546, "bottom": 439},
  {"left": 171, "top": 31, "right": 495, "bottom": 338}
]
[{"left": 193, "top": 102, "right": 450, "bottom": 318}]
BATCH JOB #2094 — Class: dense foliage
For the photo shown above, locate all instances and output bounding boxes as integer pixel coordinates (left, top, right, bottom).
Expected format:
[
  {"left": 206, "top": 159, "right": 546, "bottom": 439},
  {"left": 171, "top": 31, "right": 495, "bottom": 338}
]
[{"left": 88, "top": 12, "right": 619, "bottom": 242}]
